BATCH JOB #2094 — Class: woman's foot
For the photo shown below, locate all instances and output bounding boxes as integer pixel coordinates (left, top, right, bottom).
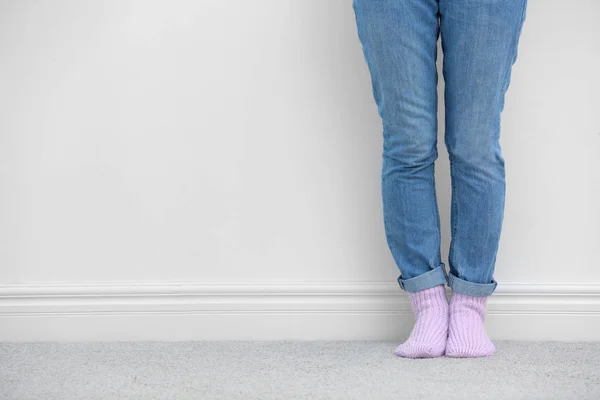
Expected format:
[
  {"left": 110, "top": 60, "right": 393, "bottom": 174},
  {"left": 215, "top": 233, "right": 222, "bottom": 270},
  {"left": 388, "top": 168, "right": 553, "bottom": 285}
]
[
  {"left": 394, "top": 284, "right": 449, "bottom": 359},
  {"left": 445, "top": 292, "right": 495, "bottom": 358}
]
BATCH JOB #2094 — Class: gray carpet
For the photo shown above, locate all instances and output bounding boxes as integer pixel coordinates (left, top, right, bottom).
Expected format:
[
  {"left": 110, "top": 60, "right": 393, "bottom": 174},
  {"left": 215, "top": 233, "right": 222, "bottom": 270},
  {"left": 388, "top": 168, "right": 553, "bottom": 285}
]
[{"left": 1, "top": 341, "right": 599, "bottom": 400}]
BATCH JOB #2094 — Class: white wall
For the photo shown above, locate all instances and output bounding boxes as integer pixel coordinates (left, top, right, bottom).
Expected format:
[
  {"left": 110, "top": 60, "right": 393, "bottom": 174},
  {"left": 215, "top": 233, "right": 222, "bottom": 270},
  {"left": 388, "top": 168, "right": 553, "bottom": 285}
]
[{"left": 1, "top": 0, "right": 599, "bottom": 341}]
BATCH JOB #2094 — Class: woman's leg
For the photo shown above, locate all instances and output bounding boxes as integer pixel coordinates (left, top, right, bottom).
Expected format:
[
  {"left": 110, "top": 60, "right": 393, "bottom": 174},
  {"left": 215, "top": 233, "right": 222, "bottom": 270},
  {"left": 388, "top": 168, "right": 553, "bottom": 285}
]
[
  {"left": 439, "top": 0, "right": 528, "bottom": 357},
  {"left": 352, "top": 0, "right": 448, "bottom": 358}
]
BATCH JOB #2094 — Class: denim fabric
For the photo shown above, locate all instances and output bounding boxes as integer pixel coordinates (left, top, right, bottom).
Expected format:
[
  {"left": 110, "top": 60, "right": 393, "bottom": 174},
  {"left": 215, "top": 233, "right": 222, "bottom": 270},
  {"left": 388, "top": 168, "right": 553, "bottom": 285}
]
[{"left": 353, "top": 0, "right": 527, "bottom": 296}]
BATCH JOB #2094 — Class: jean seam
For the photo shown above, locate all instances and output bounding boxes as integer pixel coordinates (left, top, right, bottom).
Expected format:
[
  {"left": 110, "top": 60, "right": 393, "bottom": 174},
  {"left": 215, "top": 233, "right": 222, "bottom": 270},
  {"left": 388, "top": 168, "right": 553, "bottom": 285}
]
[
  {"left": 352, "top": 1, "right": 383, "bottom": 114},
  {"left": 448, "top": 153, "right": 458, "bottom": 277},
  {"left": 499, "top": 0, "right": 528, "bottom": 112},
  {"left": 430, "top": 159, "right": 442, "bottom": 269},
  {"left": 430, "top": 27, "right": 442, "bottom": 269}
]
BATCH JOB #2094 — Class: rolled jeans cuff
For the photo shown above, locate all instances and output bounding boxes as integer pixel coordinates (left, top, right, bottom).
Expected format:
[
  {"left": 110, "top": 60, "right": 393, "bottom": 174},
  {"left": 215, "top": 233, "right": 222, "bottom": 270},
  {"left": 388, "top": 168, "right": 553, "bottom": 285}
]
[
  {"left": 447, "top": 271, "right": 497, "bottom": 297},
  {"left": 397, "top": 264, "right": 448, "bottom": 293}
]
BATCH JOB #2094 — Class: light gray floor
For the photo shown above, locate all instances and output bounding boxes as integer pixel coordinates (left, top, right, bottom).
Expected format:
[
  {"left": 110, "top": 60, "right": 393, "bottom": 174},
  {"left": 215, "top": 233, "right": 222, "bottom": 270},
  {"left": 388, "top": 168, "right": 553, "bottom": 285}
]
[{"left": 1, "top": 341, "right": 599, "bottom": 400}]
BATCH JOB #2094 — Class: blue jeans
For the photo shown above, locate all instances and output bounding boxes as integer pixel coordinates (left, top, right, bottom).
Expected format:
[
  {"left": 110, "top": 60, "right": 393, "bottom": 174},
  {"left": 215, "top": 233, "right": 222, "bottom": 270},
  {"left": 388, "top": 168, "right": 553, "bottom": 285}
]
[{"left": 353, "top": 0, "right": 528, "bottom": 297}]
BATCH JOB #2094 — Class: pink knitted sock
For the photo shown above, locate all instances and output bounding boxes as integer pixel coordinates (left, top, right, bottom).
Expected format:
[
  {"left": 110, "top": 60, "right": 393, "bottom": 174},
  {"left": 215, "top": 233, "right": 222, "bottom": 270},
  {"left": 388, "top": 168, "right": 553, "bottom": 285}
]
[
  {"left": 445, "top": 292, "right": 495, "bottom": 358},
  {"left": 394, "top": 284, "right": 449, "bottom": 359}
]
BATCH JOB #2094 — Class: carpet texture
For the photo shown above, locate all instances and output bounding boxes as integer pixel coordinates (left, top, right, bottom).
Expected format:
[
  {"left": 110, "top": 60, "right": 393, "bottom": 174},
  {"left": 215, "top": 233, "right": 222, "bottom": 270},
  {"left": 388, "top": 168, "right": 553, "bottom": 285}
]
[{"left": 1, "top": 341, "right": 599, "bottom": 399}]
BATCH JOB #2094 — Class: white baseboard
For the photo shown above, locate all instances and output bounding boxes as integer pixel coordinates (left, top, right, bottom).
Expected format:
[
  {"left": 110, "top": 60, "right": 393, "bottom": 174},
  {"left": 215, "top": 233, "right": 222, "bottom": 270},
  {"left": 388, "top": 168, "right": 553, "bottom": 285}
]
[{"left": 1, "top": 282, "right": 599, "bottom": 341}]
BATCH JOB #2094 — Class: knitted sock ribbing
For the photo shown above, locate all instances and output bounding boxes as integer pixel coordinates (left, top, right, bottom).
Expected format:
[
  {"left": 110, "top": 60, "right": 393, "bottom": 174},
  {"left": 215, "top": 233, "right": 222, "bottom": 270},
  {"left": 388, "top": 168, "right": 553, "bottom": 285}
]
[
  {"left": 445, "top": 292, "right": 496, "bottom": 358},
  {"left": 394, "top": 284, "right": 449, "bottom": 359}
]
